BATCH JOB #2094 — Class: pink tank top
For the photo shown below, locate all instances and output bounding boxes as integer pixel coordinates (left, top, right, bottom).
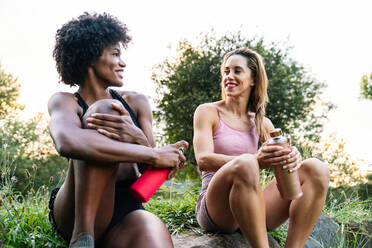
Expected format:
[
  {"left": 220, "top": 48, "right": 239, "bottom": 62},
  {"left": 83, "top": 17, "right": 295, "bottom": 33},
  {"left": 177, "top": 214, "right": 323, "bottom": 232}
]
[
  {"left": 198, "top": 108, "right": 259, "bottom": 199},
  {"left": 213, "top": 118, "right": 259, "bottom": 155}
]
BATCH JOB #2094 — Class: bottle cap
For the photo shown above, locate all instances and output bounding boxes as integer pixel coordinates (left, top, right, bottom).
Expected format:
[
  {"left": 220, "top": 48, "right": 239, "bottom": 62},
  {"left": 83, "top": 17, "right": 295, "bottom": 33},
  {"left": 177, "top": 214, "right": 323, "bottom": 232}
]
[{"left": 270, "top": 128, "right": 282, "bottom": 138}]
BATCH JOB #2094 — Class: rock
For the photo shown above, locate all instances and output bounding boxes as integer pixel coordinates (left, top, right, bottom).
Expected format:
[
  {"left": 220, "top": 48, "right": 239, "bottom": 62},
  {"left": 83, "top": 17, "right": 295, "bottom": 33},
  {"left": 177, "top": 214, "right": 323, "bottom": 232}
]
[
  {"left": 172, "top": 230, "right": 280, "bottom": 248},
  {"left": 283, "top": 213, "right": 340, "bottom": 248},
  {"left": 172, "top": 214, "right": 340, "bottom": 248}
]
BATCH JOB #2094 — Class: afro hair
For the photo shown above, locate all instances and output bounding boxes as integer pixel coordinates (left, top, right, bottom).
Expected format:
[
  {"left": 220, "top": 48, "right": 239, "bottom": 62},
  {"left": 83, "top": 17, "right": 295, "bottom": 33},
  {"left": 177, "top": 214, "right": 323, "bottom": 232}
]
[{"left": 53, "top": 12, "right": 131, "bottom": 86}]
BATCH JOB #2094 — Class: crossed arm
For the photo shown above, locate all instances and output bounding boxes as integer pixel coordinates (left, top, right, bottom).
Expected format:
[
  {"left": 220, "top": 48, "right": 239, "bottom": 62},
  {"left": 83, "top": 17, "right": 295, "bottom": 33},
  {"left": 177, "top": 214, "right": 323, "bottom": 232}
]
[{"left": 48, "top": 92, "right": 185, "bottom": 168}]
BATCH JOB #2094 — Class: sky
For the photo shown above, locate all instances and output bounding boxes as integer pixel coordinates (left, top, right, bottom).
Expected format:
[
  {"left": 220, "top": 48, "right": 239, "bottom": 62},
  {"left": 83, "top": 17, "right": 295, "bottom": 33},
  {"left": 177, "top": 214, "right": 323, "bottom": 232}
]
[{"left": 0, "top": 0, "right": 371, "bottom": 166}]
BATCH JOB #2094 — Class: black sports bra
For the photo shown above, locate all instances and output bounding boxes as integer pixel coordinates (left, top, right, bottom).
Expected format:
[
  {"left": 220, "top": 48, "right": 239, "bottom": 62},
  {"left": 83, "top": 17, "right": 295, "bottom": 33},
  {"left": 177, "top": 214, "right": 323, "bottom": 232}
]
[{"left": 74, "top": 89, "right": 140, "bottom": 128}]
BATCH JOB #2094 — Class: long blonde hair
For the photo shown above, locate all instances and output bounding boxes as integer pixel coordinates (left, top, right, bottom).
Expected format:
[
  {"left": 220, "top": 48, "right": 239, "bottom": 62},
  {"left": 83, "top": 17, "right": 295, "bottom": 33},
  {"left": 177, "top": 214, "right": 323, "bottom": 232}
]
[{"left": 220, "top": 48, "right": 269, "bottom": 141}]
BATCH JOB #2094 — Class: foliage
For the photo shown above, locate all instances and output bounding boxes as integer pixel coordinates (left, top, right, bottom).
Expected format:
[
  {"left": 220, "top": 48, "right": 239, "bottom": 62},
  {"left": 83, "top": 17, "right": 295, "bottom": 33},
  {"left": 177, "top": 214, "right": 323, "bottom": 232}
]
[
  {"left": 0, "top": 143, "right": 67, "bottom": 247},
  {"left": 324, "top": 185, "right": 372, "bottom": 248},
  {"left": 152, "top": 31, "right": 334, "bottom": 169},
  {"left": 0, "top": 64, "right": 68, "bottom": 193},
  {"left": 0, "top": 65, "right": 24, "bottom": 118},
  {"left": 298, "top": 133, "right": 367, "bottom": 187},
  {"left": 0, "top": 164, "right": 370, "bottom": 247},
  {"left": 360, "top": 72, "right": 372, "bottom": 100},
  {"left": 0, "top": 189, "right": 67, "bottom": 247},
  {"left": 146, "top": 181, "right": 200, "bottom": 235}
]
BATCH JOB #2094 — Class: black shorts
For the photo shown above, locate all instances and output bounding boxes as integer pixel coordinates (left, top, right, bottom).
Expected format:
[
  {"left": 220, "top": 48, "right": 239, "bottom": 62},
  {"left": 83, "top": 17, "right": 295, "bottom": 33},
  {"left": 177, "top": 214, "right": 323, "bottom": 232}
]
[{"left": 48, "top": 179, "right": 144, "bottom": 243}]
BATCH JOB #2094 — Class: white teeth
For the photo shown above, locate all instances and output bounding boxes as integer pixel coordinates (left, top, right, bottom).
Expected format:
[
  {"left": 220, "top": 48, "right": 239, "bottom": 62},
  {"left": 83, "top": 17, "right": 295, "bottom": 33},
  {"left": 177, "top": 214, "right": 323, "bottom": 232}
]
[{"left": 225, "top": 82, "right": 238, "bottom": 87}]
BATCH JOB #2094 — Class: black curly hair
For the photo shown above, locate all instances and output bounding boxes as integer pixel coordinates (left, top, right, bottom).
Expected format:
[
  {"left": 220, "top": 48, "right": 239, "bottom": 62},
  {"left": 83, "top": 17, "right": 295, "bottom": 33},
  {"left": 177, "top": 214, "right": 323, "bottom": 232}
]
[{"left": 53, "top": 12, "right": 131, "bottom": 86}]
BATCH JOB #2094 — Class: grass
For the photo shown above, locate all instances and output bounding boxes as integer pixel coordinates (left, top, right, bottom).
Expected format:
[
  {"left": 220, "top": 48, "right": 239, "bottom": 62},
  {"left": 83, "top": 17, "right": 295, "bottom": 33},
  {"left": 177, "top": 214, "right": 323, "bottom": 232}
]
[
  {"left": 146, "top": 182, "right": 200, "bottom": 236},
  {"left": 0, "top": 184, "right": 371, "bottom": 247},
  {"left": 0, "top": 157, "right": 371, "bottom": 248},
  {"left": 0, "top": 187, "right": 68, "bottom": 247}
]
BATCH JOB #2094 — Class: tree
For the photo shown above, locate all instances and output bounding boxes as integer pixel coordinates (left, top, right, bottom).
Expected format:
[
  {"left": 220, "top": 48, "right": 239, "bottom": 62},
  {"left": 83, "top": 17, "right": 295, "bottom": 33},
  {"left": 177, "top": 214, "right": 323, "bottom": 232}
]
[
  {"left": 0, "top": 64, "right": 67, "bottom": 192},
  {"left": 0, "top": 65, "right": 24, "bottom": 118},
  {"left": 152, "top": 32, "right": 334, "bottom": 175},
  {"left": 360, "top": 72, "right": 372, "bottom": 100}
]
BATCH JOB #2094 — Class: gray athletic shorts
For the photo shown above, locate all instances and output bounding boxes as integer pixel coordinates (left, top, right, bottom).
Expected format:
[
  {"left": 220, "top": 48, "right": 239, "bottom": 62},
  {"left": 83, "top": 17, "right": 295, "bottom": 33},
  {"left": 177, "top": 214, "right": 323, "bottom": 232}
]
[{"left": 195, "top": 192, "right": 235, "bottom": 233}]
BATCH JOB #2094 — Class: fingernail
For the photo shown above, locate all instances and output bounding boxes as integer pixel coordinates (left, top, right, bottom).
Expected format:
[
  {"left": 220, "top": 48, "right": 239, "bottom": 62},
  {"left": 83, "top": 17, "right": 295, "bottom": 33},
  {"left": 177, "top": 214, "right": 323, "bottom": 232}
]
[
  {"left": 283, "top": 165, "right": 287, "bottom": 169},
  {"left": 289, "top": 169, "right": 293, "bottom": 173}
]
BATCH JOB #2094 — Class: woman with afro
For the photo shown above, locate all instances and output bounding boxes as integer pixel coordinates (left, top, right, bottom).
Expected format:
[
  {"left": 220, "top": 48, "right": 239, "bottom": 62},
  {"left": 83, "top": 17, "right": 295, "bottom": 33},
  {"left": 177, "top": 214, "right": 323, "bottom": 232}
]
[{"left": 48, "top": 12, "right": 187, "bottom": 248}]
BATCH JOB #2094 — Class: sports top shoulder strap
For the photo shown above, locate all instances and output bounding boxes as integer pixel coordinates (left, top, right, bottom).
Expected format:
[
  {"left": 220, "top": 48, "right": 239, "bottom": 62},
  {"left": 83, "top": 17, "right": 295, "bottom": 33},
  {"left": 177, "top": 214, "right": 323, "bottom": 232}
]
[
  {"left": 74, "top": 92, "right": 89, "bottom": 116},
  {"left": 109, "top": 89, "right": 140, "bottom": 128}
]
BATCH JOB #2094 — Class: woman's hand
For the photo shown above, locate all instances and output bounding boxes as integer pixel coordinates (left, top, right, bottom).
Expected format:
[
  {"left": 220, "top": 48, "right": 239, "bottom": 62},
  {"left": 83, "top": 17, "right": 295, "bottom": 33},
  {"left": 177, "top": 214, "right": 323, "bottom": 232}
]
[
  {"left": 256, "top": 142, "right": 291, "bottom": 169},
  {"left": 282, "top": 145, "right": 302, "bottom": 172},
  {"left": 256, "top": 142, "right": 302, "bottom": 172},
  {"left": 167, "top": 146, "right": 187, "bottom": 180},
  {"left": 152, "top": 141, "right": 188, "bottom": 179},
  {"left": 85, "top": 102, "right": 149, "bottom": 146}
]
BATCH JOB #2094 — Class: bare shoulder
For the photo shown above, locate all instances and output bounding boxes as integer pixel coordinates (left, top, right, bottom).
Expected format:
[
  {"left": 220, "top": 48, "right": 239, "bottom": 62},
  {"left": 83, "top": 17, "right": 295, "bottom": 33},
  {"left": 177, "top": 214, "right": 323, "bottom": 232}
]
[
  {"left": 194, "top": 102, "right": 220, "bottom": 127},
  {"left": 116, "top": 90, "right": 149, "bottom": 105},
  {"left": 48, "top": 92, "right": 77, "bottom": 114},
  {"left": 195, "top": 102, "right": 217, "bottom": 115}
]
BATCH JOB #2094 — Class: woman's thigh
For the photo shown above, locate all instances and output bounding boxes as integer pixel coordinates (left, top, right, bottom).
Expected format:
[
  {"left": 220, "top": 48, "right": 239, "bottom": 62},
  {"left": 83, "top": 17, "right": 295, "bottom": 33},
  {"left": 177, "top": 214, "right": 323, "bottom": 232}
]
[
  {"left": 101, "top": 210, "right": 173, "bottom": 248},
  {"left": 205, "top": 154, "right": 259, "bottom": 232}
]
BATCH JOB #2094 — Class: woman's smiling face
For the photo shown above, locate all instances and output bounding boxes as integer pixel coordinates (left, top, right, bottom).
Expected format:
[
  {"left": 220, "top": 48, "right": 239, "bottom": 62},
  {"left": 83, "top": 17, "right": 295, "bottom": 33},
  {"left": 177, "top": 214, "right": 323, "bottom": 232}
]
[
  {"left": 91, "top": 42, "right": 126, "bottom": 87},
  {"left": 222, "top": 54, "right": 255, "bottom": 98}
]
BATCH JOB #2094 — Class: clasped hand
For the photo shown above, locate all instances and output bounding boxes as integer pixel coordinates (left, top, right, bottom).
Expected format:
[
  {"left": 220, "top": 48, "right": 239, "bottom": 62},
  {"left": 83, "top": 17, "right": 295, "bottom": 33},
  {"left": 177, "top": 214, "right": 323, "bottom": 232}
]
[
  {"left": 256, "top": 142, "right": 302, "bottom": 172},
  {"left": 85, "top": 101, "right": 188, "bottom": 179},
  {"left": 85, "top": 102, "right": 146, "bottom": 144}
]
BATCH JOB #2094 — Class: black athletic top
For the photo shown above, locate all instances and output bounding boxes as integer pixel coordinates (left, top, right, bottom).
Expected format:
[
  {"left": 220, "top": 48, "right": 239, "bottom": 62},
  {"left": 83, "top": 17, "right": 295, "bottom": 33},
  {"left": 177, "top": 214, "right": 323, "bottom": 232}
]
[{"left": 74, "top": 89, "right": 140, "bottom": 128}]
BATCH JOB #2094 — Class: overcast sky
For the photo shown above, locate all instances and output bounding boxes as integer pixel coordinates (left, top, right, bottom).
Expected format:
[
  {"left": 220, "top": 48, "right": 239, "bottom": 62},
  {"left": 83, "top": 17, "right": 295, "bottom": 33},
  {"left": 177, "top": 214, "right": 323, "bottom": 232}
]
[{"left": 0, "top": 0, "right": 371, "bottom": 165}]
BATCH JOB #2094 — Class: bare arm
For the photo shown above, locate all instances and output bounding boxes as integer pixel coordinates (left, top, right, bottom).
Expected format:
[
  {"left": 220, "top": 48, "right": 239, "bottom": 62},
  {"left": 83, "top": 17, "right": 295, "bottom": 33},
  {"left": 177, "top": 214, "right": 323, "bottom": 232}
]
[
  {"left": 193, "top": 104, "right": 235, "bottom": 172},
  {"left": 48, "top": 92, "right": 184, "bottom": 167},
  {"left": 134, "top": 93, "right": 156, "bottom": 148}
]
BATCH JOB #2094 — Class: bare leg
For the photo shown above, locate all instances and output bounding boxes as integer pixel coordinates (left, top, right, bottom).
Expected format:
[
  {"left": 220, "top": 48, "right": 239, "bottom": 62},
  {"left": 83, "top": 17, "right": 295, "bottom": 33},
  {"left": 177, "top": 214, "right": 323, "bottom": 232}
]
[
  {"left": 264, "top": 158, "right": 330, "bottom": 248},
  {"left": 102, "top": 210, "right": 173, "bottom": 248},
  {"left": 205, "top": 154, "right": 269, "bottom": 248},
  {"left": 53, "top": 99, "right": 123, "bottom": 243},
  {"left": 71, "top": 160, "right": 118, "bottom": 242}
]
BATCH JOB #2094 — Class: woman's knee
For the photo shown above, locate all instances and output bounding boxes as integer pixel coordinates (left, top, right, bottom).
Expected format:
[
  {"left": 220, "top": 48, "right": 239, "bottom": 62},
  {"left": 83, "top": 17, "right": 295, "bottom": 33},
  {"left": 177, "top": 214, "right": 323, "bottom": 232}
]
[
  {"left": 108, "top": 210, "right": 172, "bottom": 248},
  {"left": 82, "top": 99, "right": 121, "bottom": 128},
  {"left": 301, "top": 158, "right": 330, "bottom": 191},
  {"left": 227, "top": 154, "right": 260, "bottom": 188}
]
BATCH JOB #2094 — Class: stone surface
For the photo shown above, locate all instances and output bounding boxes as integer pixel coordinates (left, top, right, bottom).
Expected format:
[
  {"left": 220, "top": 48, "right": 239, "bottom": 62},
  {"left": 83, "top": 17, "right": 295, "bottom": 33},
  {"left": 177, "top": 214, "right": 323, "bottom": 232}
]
[
  {"left": 172, "top": 214, "right": 340, "bottom": 248},
  {"left": 283, "top": 214, "right": 340, "bottom": 248},
  {"left": 172, "top": 230, "right": 280, "bottom": 248}
]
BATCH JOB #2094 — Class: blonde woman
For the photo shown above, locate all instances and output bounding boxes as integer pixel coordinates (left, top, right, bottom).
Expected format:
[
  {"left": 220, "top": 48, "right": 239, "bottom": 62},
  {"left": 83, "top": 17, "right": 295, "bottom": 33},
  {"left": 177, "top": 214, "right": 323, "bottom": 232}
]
[{"left": 193, "top": 48, "right": 330, "bottom": 247}]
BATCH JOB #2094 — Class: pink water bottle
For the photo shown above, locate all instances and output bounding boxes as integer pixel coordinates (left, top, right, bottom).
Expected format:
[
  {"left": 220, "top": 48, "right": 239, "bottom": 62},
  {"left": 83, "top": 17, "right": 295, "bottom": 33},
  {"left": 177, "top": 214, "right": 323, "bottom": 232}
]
[{"left": 130, "top": 147, "right": 184, "bottom": 202}]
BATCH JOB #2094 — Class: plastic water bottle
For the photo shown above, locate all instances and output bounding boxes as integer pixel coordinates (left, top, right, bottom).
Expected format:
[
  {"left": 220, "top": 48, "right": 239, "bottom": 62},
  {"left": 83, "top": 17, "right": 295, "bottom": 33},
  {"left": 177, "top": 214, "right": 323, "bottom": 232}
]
[{"left": 130, "top": 147, "right": 184, "bottom": 202}]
